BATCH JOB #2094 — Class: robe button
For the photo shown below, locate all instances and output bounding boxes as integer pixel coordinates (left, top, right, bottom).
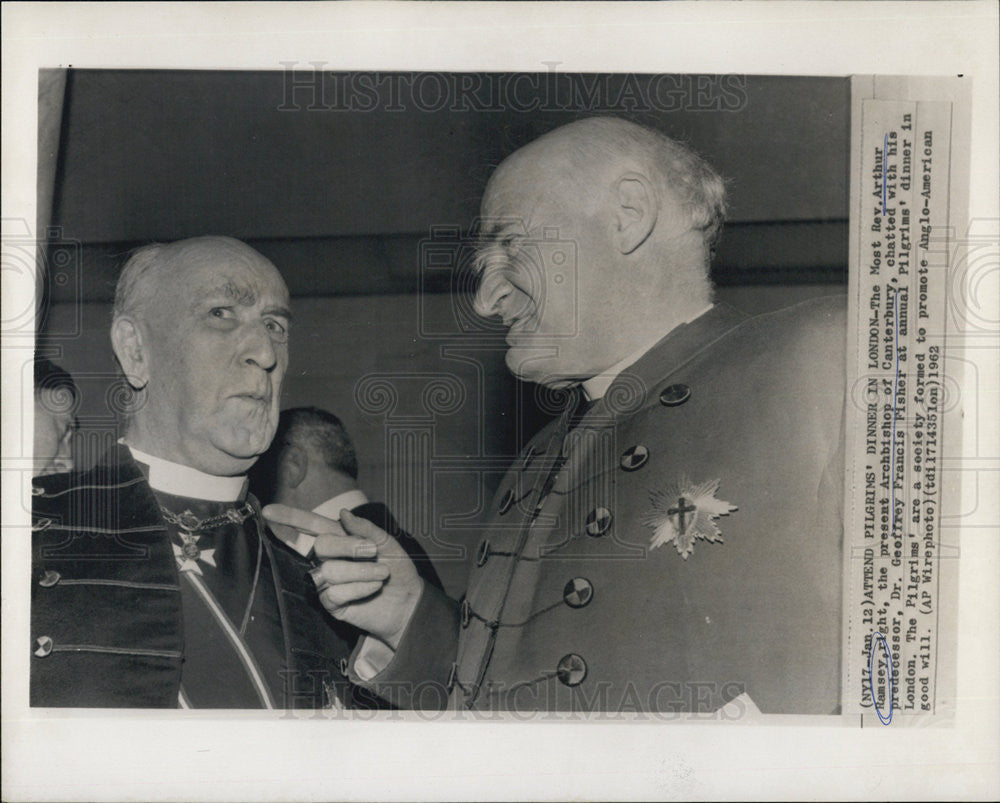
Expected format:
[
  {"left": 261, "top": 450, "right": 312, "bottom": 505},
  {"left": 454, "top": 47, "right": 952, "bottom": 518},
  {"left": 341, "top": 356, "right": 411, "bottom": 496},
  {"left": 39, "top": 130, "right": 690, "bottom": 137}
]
[
  {"left": 476, "top": 540, "right": 491, "bottom": 567},
  {"left": 39, "top": 570, "right": 61, "bottom": 588},
  {"left": 585, "top": 507, "right": 613, "bottom": 537},
  {"left": 498, "top": 489, "right": 515, "bottom": 515},
  {"left": 619, "top": 444, "right": 649, "bottom": 471},
  {"left": 460, "top": 598, "right": 471, "bottom": 628},
  {"left": 563, "top": 578, "right": 594, "bottom": 609},
  {"left": 339, "top": 657, "right": 349, "bottom": 677},
  {"left": 659, "top": 383, "right": 691, "bottom": 406},
  {"left": 556, "top": 653, "right": 588, "bottom": 687},
  {"left": 34, "top": 636, "right": 53, "bottom": 657},
  {"left": 446, "top": 662, "right": 458, "bottom": 693}
]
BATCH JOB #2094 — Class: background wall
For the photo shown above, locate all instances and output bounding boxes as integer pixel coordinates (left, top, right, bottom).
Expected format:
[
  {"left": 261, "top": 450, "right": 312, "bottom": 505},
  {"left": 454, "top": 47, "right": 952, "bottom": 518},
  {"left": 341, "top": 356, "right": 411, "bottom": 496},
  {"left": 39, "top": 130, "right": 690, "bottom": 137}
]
[
  {"left": 33, "top": 71, "right": 850, "bottom": 596},
  {"left": 38, "top": 71, "right": 848, "bottom": 309}
]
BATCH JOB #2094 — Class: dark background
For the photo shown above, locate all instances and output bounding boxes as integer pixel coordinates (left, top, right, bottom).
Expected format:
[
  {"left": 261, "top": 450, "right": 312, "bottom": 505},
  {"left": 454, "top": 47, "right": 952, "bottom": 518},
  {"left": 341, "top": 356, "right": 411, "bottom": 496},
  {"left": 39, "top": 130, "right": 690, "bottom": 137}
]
[{"left": 36, "top": 71, "right": 849, "bottom": 595}]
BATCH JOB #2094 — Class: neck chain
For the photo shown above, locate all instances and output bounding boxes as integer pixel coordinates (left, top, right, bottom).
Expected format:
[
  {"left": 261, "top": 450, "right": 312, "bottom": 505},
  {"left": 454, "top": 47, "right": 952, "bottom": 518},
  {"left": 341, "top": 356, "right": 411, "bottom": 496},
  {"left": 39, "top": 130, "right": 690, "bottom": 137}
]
[
  {"left": 159, "top": 501, "right": 255, "bottom": 533},
  {"left": 159, "top": 498, "right": 265, "bottom": 642}
]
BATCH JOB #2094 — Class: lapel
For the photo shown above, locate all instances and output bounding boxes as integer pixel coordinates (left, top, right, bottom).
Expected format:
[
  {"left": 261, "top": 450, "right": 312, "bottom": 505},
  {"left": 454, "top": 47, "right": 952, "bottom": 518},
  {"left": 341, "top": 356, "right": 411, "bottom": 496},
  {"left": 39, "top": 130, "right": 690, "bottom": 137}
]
[
  {"left": 351, "top": 501, "right": 397, "bottom": 535},
  {"left": 552, "top": 305, "right": 749, "bottom": 496},
  {"left": 92, "top": 442, "right": 166, "bottom": 530},
  {"left": 583, "top": 303, "right": 749, "bottom": 428},
  {"left": 35, "top": 443, "right": 176, "bottom": 568}
]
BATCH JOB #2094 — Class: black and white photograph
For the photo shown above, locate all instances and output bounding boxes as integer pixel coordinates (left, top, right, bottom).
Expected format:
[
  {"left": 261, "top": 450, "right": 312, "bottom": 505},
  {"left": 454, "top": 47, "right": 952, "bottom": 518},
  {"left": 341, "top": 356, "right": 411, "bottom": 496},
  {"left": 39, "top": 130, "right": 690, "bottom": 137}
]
[
  {"left": 28, "top": 69, "right": 853, "bottom": 716},
  {"left": 3, "top": 3, "right": 997, "bottom": 801}
]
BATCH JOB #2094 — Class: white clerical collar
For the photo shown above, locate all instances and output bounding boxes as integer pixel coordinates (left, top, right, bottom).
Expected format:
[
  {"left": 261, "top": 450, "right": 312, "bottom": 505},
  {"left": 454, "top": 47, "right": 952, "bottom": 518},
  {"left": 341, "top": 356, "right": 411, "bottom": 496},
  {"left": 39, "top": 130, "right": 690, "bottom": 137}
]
[
  {"left": 581, "top": 304, "right": 714, "bottom": 401},
  {"left": 312, "top": 489, "right": 369, "bottom": 521},
  {"left": 122, "top": 441, "right": 247, "bottom": 502}
]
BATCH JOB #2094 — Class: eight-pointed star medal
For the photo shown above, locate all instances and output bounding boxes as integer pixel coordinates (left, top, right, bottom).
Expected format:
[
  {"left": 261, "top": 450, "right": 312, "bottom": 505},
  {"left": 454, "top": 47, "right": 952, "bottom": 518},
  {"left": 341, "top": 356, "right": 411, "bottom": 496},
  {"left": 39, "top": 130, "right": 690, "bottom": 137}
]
[{"left": 644, "top": 477, "right": 737, "bottom": 559}]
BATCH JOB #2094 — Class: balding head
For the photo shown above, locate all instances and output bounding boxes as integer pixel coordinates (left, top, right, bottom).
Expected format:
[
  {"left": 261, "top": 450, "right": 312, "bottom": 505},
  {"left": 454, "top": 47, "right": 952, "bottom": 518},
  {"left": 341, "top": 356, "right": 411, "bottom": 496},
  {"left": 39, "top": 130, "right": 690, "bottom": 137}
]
[
  {"left": 114, "top": 237, "right": 277, "bottom": 324},
  {"left": 111, "top": 236, "right": 291, "bottom": 475},
  {"left": 485, "top": 117, "right": 726, "bottom": 251},
  {"left": 473, "top": 117, "right": 726, "bottom": 387}
]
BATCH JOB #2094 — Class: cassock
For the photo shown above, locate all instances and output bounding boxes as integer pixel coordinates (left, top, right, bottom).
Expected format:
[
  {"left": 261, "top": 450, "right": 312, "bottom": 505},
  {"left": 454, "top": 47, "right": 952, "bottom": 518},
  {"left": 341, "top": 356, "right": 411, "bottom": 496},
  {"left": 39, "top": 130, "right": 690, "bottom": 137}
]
[
  {"left": 348, "top": 296, "right": 847, "bottom": 715},
  {"left": 31, "top": 443, "right": 352, "bottom": 708}
]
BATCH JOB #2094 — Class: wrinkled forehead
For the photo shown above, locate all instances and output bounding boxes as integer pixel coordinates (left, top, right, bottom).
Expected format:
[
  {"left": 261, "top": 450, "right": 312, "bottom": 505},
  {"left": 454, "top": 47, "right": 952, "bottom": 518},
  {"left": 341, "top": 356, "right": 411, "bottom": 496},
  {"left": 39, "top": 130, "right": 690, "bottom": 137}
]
[
  {"left": 160, "top": 239, "right": 289, "bottom": 305},
  {"left": 480, "top": 135, "right": 598, "bottom": 228},
  {"left": 483, "top": 145, "right": 551, "bottom": 209}
]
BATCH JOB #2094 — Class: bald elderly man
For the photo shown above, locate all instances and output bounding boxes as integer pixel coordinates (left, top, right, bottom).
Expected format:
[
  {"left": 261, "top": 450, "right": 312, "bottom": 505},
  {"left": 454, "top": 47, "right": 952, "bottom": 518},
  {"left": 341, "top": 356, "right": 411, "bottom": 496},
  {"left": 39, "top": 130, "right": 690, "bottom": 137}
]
[
  {"left": 267, "top": 117, "right": 846, "bottom": 715},
  {"left": 31, "top": 236, "right": 354, "bottom": 708}
]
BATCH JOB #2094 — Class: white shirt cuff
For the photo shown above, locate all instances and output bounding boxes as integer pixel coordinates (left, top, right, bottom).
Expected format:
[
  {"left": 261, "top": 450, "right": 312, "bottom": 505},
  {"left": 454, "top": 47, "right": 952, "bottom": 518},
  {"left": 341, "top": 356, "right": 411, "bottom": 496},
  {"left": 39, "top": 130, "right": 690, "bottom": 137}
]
[{"left": 353, "top": 635, "right": 397, "bottom": 681}]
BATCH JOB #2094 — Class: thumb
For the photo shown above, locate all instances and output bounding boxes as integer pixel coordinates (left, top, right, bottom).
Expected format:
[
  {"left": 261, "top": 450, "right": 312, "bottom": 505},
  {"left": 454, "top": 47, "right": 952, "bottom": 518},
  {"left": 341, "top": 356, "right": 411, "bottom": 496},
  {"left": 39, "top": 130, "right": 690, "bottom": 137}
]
[
  {"left": 339, "top": 509, "right": 392, "bottom": 549},
  {"left": 339, "top": 510, "right": 415, "bottom": 563}
]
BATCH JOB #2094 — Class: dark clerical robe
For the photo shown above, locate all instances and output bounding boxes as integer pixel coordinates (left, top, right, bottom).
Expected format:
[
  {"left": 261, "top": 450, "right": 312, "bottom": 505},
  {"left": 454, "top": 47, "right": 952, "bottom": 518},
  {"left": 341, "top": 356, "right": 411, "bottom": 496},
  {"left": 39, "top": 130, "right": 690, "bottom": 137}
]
[{"left": 31, "top": 444, "right": 353, "bottom": 708}]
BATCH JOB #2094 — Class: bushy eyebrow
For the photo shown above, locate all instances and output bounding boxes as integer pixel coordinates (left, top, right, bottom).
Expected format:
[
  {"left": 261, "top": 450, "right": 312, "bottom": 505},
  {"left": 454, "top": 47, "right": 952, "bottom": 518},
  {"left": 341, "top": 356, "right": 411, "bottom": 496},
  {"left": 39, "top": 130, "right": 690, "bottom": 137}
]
[
  {"left": 472, "top": 224, "right": 525, "bottom": 277},
  {"left": 202, "top": 280, "right": 258, "bottom": 306},
  {"left": 264, "top": 304, "right": 293, "bottom": 322},
  {"left": 478, "top": 220, "right": 522, "bottom": 243},
  {"left": 202, "top": 281, "right": 292, "bottom": 321}
]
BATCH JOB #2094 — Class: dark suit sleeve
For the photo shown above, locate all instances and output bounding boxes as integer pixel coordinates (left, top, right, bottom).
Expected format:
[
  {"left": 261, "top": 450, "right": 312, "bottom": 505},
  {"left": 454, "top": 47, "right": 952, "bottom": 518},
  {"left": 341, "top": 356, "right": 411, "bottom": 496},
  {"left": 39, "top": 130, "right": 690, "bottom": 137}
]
[
  {"left": 347, "top": 581, "right": 461, "bottom": 709},
  {"left": 350, "top": 502, "right": 444, "bottom": 591}
]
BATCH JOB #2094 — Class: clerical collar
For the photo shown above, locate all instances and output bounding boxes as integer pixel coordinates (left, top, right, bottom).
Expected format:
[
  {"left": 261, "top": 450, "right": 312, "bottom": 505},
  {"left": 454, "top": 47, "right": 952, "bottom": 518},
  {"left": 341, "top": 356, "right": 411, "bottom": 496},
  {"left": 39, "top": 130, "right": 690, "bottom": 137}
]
[
  {"left": 312, "top": 490, "right": 369, "bottom": 521},
  {"left": 122, "top": 441, "right": 248, "bottom": 502},
  {"left": 581, "top": 304, "right": 714, "bottom": 401}
]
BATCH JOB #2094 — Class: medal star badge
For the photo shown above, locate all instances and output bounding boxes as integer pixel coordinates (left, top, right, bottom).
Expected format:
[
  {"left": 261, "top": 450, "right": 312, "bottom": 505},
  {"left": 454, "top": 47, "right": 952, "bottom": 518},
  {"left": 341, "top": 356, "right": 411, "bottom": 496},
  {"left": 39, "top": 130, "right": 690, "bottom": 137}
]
[
  {"left": 645, "top": 477, "right": 737, "bottom": 559},
  {"left": 172, "top": 532, "right": 216, "bottom": 575}
]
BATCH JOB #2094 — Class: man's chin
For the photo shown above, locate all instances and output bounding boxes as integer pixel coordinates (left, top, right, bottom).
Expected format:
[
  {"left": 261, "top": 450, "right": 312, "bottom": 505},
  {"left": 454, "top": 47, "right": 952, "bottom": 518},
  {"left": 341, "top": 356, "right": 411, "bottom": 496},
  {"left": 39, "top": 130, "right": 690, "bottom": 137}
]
[
  {"left": 196, "top": 449, "right": 258, "bottom": 477},
  {"left": 505, "top": 351, "right": 577, "bottom": 389},
  {"left": 203, "top": 431, "right": 275, "bottom": 475}
]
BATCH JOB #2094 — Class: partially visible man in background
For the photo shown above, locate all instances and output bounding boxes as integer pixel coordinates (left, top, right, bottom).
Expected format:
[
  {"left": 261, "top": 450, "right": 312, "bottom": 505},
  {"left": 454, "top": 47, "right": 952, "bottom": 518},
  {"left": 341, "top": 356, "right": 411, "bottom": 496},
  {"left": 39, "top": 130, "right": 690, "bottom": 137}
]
[
  {"left": 251, "top": 405, "right": 445, "bottom": 710},
  {"left": 252, "top": 406, "right": 442, "bottom": 589},
  {"left": 32, "top": 358, "right": 78, "bottom": 476},
  {"left": 31, "top": 236, "right": 371, "bottom": 709}
]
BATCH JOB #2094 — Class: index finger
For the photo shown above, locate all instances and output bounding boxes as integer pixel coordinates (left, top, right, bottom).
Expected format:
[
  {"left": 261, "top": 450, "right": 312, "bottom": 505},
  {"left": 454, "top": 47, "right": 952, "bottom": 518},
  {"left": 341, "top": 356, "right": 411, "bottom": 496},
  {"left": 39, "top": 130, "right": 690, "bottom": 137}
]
[{"left": 262, "top": 503, "right": 345, "bottom": 536}]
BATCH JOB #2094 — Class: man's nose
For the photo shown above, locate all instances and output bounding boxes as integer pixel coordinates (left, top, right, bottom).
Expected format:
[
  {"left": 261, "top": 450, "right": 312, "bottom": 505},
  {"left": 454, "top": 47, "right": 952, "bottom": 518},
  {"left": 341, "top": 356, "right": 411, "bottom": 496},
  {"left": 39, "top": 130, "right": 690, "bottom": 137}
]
[
  {"left": 473, "top": 268, "right": 515, "bottom": 320},
  {"left": 51, "top": 437, "right": 73, "bottom": 473},
  {"left": 243, "top": 322, "right": 279, "bottom": 371}
]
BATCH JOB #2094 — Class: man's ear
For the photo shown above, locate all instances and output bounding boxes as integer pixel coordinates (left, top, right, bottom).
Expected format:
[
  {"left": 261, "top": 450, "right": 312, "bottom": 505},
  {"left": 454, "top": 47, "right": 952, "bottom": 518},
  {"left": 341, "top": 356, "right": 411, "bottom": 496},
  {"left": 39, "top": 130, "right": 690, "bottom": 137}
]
[
  {"left": 110, "top": 316, "right": 150, "bottom": 389},
  {"left": 278, "top": 444, "right": 308, "bottom": 490},
  {"left": 614, "top": 172, "right": 658, "bottom": 255}
]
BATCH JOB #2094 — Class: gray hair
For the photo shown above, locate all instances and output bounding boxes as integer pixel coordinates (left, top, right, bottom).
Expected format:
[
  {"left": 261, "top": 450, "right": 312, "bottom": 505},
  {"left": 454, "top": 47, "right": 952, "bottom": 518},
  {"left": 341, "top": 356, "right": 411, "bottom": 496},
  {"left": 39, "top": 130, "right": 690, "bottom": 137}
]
[
  {"left": 560, "top": 117, "right": 728, "bottom": 248},
  {"left": 112, "top": 242, "right": 168, "bottom": 322}
]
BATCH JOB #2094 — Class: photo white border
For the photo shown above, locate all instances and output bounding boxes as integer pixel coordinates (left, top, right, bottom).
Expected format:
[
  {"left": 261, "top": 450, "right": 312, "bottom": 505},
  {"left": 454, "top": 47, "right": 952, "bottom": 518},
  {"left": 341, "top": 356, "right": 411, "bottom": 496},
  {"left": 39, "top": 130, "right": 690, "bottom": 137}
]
[{"left": 2, "top": 2, "right": 998, "bottom": 800}]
